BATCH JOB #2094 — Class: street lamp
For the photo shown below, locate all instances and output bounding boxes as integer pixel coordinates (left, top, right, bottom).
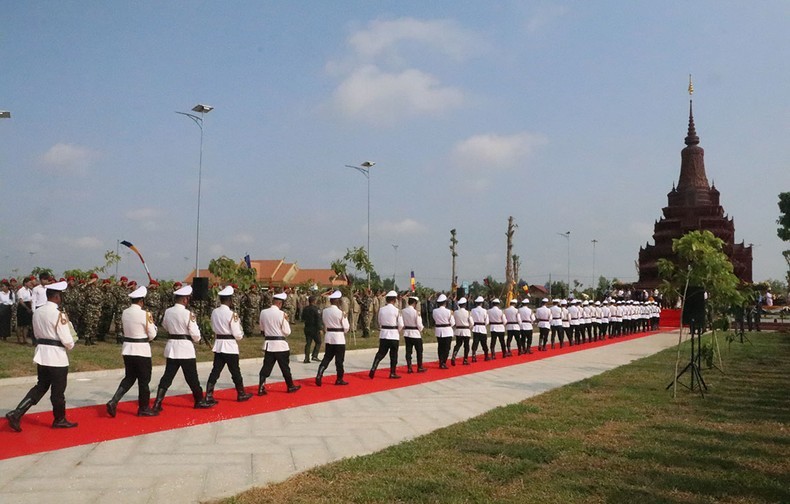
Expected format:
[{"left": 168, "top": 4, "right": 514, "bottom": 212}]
[
  {"left": 0, "top": 111, "right": 10, "bottom": 119},
  {"left": 176, "top": 104, "right": 213, "bottom": 276},
  {"left": 345, "top": 161, "right": 376, "bottom": 287},
  {"left": 591, "top": 239, "right": 598, "bottom": 289},
  {"left": 392, "top": 244, "right": 399, "bottom": 288},
  {"left": 557, "top": 231, "right": 570, "bottom": 296}
]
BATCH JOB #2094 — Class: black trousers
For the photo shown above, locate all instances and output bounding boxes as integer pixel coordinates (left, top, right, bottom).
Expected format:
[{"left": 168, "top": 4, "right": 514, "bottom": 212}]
[
  {"left": 118, "top": 355, "right": 153, "bottom": 410},
  {"left": 208, "top": 352, "right": 245, "bottom": 389},
  {"left": 259, "top": 350, "right": 295, "bottom": 387},
  {"left": 319, "top": 343, "right": 346, "bottom": 380},
  {"left": 490, "top": 330, "right": 505, "bottom": 354},
  {"left": 405, "top": 337, "right": 424, "bottom": 366},
  {"left": 373, "top": 339, "right": 399, "bottom": 370},
  {"left": 436, "top": 337, "right": 452, "bottom": 364},
  {"left": 304, "top": 331, "right": 321, "bottom": 360},
  {"left": 0, "top": 304, "right": 11, "bottom": 339},
  {"left": 471, "top": 332, "right": 489, "bottom": 356},
  {"left": 550, "top": 325, "right": 561, "bottom": 346},
  {"left": 452, "top": 336, "right": 470, "bottom": 359},
  {"left": 506, "top": 329, "right": 520, "bottom": 351},
  {"left": 158, "top": 358, "right": 203, "bottom": 401},
  {"left": 24, "top": 364, "right": 68, "bottom": 420},
  {"left": 519, "top": 329, "right": 533, "bottom": 351},
  {"left": 539, "top": 327, "right": 550, "bottom": 348}
]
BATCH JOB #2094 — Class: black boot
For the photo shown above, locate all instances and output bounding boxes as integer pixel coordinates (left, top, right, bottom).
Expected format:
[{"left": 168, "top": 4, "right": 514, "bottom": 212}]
[
  {"left": 106, "top": 385, "right": 127, "bottom": 418},
  {"left": 137, "top": 407, "right": 158, "bottom": 417},
  {"left": 406, "top": 359, "right": 413, "bottom": 374},
  {"left": 204, "top": 382, "right": 218, "bottom": 406},
  {"left": 335, "top": 372, "right": 349, "bottom": 385},
  {"left": 369, "top": 357, "right": 382, "bottom": 379},
  {"left": 389, "top": 365, "right": 401, "bottom": 379},
  {"left": 257, "top": 378, "right": 267, "bottom": 396},
  {"left": 287, "top": 384, "right": 301, "bottom": 393},
  {"left": 236, "top": 386, "right": 253, "bottom": 402},
  {"left": 451, "top": 349, "right": 458, "bottom": 366},
  {"left": 194, "top": 390, "right": 214, "bottom": 409},
  {"left": 316, "top": 365, "right": 326, "bottom": 387},
  {"left": 5, "top": 395, "right": 35, "bottom": 432},
  {"left": 152, "top": 387, "right": 167, "bottom": 413},
  {"left": 52, "top": 417, "right": 78, "bottom": 429}
]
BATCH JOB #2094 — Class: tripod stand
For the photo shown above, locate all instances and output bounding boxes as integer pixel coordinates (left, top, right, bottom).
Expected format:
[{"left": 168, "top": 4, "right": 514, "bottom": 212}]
[{"left": 666, "top": 318, "right": 708, "bottom": 397}]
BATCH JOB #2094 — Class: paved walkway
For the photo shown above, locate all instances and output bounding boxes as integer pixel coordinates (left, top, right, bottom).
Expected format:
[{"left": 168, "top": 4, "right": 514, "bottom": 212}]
[{"left": 0, "top": 331, "right": 679, "bottom": 503}]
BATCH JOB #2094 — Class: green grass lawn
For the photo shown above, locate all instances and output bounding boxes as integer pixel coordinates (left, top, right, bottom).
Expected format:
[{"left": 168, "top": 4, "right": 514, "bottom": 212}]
[
  {"left": 0, "top": 324, "right": 439, "bottom": 378},
  {"left": 216, "top": 331, "right": 790, "bottom": 504}
]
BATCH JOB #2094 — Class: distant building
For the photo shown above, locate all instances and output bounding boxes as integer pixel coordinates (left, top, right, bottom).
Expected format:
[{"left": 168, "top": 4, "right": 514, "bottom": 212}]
[
  {"left": 637, "top": 101, "right": 753, "bottom": 288},
  {"left": 185, "top": 258, "right": 347, "bottom": 288}
]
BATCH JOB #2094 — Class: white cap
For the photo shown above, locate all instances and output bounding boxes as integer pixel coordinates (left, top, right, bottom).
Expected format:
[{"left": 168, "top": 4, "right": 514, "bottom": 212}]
[
  {"left": 552, "top": 298, "right": 561, "bottom": 304},
  {"left": 594, "top": 301, "right": 601, "bottom": 306},
  {"left": 509, "top": 299, "right": 517, "bottom": 304},
  {"left": 521, "top": 299, "right": 530, "bottom": 304},
  {"left": 47, "top": 281, "right": 68, "bottom": 292},
  {"left": 475, "top": 296, "right": 485, "bottom": 303},
  {"left": 273, "top": 292, "right": 287, "bottom": 301},
  {"left": 385, "top": 290, "right": 398, "bottom": 298},
  {"left": 436, "top": 294, "right": 447, "bottom": 303},
  {"left": 218, "top": 286, "right": 234, "bottom": 296},
  {"left": 458, "top": 297, "right": 467, "bottom": 305},
  {"left": 541, "top": 297, "right": 549, "bottom": 303},
  {"left": 409, "top": 295, "right": 419, "bottom": 302},
  {"left": 129, "top": 286, "right": 147, "bottom": 299},
  {"left": 329, "top": 290, "right": 342, "bottom": 299},
  {"left": 174, "top": 285, "right": 193, "bottom": 296},
  {"left": 561, "top": 299, "right": 568, "bottom": 306},
  {"left": 582, "top": 300, "right": 589, "bottom": 306},
  {"left": 491, "top": 298, "right": 501, "bottom": 304}
]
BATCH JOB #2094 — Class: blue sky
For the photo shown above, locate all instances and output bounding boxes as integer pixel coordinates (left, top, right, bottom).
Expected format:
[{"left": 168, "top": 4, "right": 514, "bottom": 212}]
[{"left": 1, "top": 1, "right": 788, "bottom": 289}]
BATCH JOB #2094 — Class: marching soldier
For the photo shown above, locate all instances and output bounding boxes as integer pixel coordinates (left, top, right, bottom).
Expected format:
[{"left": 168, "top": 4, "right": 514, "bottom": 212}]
[
  {"left": 535, "top": 298, "right": 551, "bottom": 351},
  {"left": 403, "top": 295, "right": 426, "bottom": 373},
  {"left": 369, "top": 290, "right": 403, "bottom": 379},
  {"left": 518, "top": 298, "right": 535, "bottom": 354},
  {"left": 560, "top": 299, "right": 571, "bottom": 347},
  {"left": 152, "top": 285, "right": 214, "bottom": 412},
  {"left": 316, "top": 290, "right": 350, "bottom": 386},
  {"left": 549, "top": 298, "right": 562, "bottom": 349},
  {"left": 470, "top": 296, "right": 490, "bottom": 362},
  {"left": 257, "top": 292, "right": 301, "bottom": 395},
  {"left": 487, "top": 298, "right": 507, "bottom": 359},
  {"left": 452, "top": 297, "right": 472, "bottom": 365},
  {"left": 106, "top": 286, "right": 159, "bottom": 418},
  {"left": 432, "top": 293, "right": 455, "bottom": 369},
  {"left": 6, "top": 281, "right": 78, "bottom": 432},
  {"left": 204, "top": 286, "right": 253, "bottom": 405},
  {"left": 504, "top": 299, "right": 521, "bottom": 356}
]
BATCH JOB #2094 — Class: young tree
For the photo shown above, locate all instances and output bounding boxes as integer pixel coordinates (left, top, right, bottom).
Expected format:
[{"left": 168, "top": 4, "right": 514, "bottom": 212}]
[{"left": 777, "top": 192, "right": 790, "bottom": 285}]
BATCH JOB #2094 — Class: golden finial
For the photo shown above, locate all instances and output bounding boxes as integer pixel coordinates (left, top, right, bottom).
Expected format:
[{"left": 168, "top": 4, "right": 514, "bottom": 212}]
[{"left": 688, "top": 74, "right": 694, "bottom": 96}]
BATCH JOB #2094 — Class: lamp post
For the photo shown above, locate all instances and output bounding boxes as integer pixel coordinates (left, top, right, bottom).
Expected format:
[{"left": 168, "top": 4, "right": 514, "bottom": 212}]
[
  {"left": 591, "top": 239, "right": 598, "bottom": 291},
  {"left": 176, "top": 104, "right": 213, "bottom": 277},
  {"left": 557, "top": 231, "right": 570, "bottom": 297},
  {"left": 392, "top": 244, "right": 399, "bottom": 288},
  {"left": 0, "top": 111, "right": 10, "bottom": 119},
  {"left": 345, "top": 161, "right": 376, "bottom": 287}
]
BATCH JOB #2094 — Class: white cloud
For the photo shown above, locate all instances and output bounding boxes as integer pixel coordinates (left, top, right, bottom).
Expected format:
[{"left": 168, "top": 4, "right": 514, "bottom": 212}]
[
  {"left": 526, "top": 5, "right": 570, "bottom": 34},
  {"left": 451, "top": 132, "right": 548, "bottom": 173},
  {"left": 209, "top": 244, "right": 225, "bottom": 256},
  {"left": 376, "top": 218, "right": 428, "bottom": 235},
  {"left": 38, "top": 143, "right": 100, "bottom": 175},
  {"left": 65, "top": 236, "right": 103, "bottom": 249},
  {"left": 232, "top": 233, "right": 255, "bottom": 245},
  {"left": 332, "top": 65, "right": 464, "bottom": 125},
  {"left": 347, "top": 17, "right": 480, "bottom": 63},
  {"left": 125, "top": 207, "right": 160, "bottom": 221}
]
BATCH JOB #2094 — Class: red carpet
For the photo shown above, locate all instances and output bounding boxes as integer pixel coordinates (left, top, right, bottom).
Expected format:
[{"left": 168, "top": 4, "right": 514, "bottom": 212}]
[{"left": 0, "top": 329, "right": 664, "bottom": 460}]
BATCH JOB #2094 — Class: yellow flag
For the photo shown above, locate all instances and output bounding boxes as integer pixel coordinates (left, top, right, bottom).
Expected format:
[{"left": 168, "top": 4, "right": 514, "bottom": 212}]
[{"left": 688, "top": 74, "right": 694, "bottom": 96}]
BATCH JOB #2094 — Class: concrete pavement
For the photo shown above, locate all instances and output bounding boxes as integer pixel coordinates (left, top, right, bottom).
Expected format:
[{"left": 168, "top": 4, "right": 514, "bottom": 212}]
[{"left": 0, "top": 330, "right": 680, "bottom": 503}]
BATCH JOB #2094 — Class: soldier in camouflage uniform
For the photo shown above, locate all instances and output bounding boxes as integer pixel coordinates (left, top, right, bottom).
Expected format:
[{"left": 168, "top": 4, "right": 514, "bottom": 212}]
[
  {"left": 112, "top": 278, "right": 132, "bottom": 343},
  {"left": 98, "top": 279, "right": 115, "bottom": 341},
  {"left": 282, "top": 287, "right": 296, "bottom": 320},
  {"left": 61, "top": 277, "right": 82, "bottom": 335},
  {"left": 359, "top": 289, "right": 372, "bottom": 338},
  {"left": 350, "top": 291, "right": 360, "bottom": 336},
  {"left": 261, "top": 287, "right": 273, "bottom": 310},
  {"left": 146, "top": 280, "right": 164, "bottom": 326},
  {"left": 82, "top": 274, "right": 103, "bottom": 345},
  {"left": 243, "top": 284, "right": 262, "bottom": 336}
]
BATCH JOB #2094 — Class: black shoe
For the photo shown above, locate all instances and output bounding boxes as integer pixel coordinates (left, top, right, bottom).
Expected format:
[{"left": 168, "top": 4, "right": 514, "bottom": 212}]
[
  {"left": 52, "top": 418, "right": 78, "bottom": 429},
  {"left": 257, "top": 384, "right": 267, "bottom": 396},
  {"left": 303, "top": 359, "right": 311, "bottom": 364},
  {"left": 6, "top": 412, "right": 21, "bottom": 432},
  {"left": 417, "top": 367, "right": 427, "bottom": 373},
  {"left": 106, "top": 401, "right": 118, "bottom": 418},
  {"left": 237, "top": 391, "right": 253, "bottom": 402},
  {"left": 439, "top": 363, "right": 448, "bottom": 369},
  {"left": 389, "top": 373, "right": 401, "bottom": 379},
  {"left": 471, "top": 355, "right": 477, "bottom": 363},
  {"left": 287, "top": 385, "right": 301, "bottom": 393},
  {"left": 137, "top": 408, "right": 159, "bottom": 417},
  {"left": 369, "top": 369, "right": 376, "bottom": 379},
  {"left": 194, "top": 399, "right": 214, "bottom": 409},
  {"left": 335, "top": 379, "right": 349, "bottom": 386},
  {"left": 451, "top": 357, "right": 456, "bottom": 366},
  {"left": 311, "top": 356, "right": 320, "bottom": 362},
  {"left": 407, "top": 365, "right": 413, "bottom": 374},
  {"left": 462, "top": 359, "right": 469, "bottom": 365}
]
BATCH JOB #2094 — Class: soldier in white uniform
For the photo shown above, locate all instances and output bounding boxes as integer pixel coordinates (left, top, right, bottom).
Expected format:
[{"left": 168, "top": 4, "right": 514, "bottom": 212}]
[
  {"left": 582, "top": 300, "right": 593, "bottom": 342},
  {"left": 503, "top": 299, "right": 521, "bottom": 357},
  {"left": 549, "top": 299, "right": 563, "bottom": 349},
  {"left": 487, "top": 298, "right": 507, "bottom": 359},
  {"left": 517, "top": 298, "right": 535, "bottom": 354},
  {"left": 258, "top": 292, "right": 301, "bottom": 395},
  {"left": 560, "top": 299, "right": 571, "bottom": 348},
  {"left": 204, "top": 286, "right": 253, "bottom": 405},
  {"left": 535, "top": 298, "right": 552, "bottom": 351},
  {"left": 451, "top": 297, "right": 472, "bottom": 365},
  {"left": 153, "top": 285, "right": 214, "bottom": 412},
  {"left": 568, "top": 299, "right": 581, "bottom": 345},
  {"left": 369, "top": 291, "right": 404, "bottom": 379},
  {"left": 106, "top": 286, "right": 159, "bottom": 418},
  {"left": 6, "top": 281, "right": 77, "bottom": 432},
  {"left": 592, "top": 301, "right": 602, "bottom": 341},
  {"left": 470, "top": 296, "right": 490, "bottom": 362},
  {"left": 432, "top": 293, "right": 455, "bottom": 369},
  {"left": 403, "top": 295, "right": 426, "bottom": 373},
  {"left": 316, "top": 290, "right": 350, "bottom": 386}
]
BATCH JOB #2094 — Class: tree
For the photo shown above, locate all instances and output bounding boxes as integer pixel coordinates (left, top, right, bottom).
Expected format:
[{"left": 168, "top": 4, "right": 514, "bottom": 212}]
[
  {"left": 95, "top": 250, "right": 121, "bottom": 275},
  {"left": 207, "top": 256, "right": 257, "bottom": 290},
  {"left": 450, "top": 229, "right": 458, "bottom": 294},
  {"left": 778, "top": 192, "right": 790, "bottom": 285}
]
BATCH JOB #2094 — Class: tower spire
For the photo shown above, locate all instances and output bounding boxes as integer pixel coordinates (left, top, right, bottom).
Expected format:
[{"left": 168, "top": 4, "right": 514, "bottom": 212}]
[{"left": 685, "top": 75, "right": 699, "bottom": 146}]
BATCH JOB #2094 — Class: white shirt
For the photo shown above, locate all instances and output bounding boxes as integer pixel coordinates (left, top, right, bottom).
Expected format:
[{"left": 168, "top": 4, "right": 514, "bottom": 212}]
[
  {"left": 32, "top": 284, "right": 48, "bottom": 309},
  {"left": 432, "top": 306, "right": 455, "bottom": 338},
  {"left": 453, "top": 308, "right": 471, "bottom": 337},
  {"left": 162, "top": 303, "right": 201, "bottom": 359},
  {"left": 518, "top": 306, "right": 534, "bottom": 331},
  {"left": 561, "top": 307, "right": 570, "bottom": 328},
  {"left": 568, "top": 304, "right": 581, "bottom": 325},
  {"left": 121, "top": 304, "right": 157, "bottom": 357},
  {"left": 322, "top": 304, "right": 349, "bottom": 345},
  {"left": 402, "top": 305, "right": 424, "bottom": 339},
  {"left": 470, "top": 306, "right": 489, "bottom": 334},
  {"left": 211, "top": 304, "right": 244, "bottom": 355},
  {"left": 535, "top": 305, "right": 551, "bottom": 329},
  {"left": 0, "top": 291, "right": 13, "bottom": 305},
  {"left": 549, "top": 305, "right": 562, "bottom": 326},
  {"left": 377, "top": 302, "right": 403, "bottom": 341},
  {"left": 33, "top": 301, "right": 75, "bottom": 367},
  {"left": 504, "top": 305, "right": 521, "bottom": 331},
  {"left": 17, "top": 287, "right": 32, "bottom": 304},
  {"left": 260, "top": 305, "right": 291, "bottom": 352},
  {"left": 487, "top": 306, "right": 506, "bottom": 332}
]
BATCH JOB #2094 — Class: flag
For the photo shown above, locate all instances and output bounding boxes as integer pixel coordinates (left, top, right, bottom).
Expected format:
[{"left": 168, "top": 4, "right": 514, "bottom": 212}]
[
  {"left": 120, "top": 240, "right": 153, "bottom": 283},
  {"left": 410, "top": 271, "right": 416, "bottom": 292},
  {"left": 244, "top": 254, "right": 251, "bottom": 269},
  {"left": 688, "top": 74, "right": 694, "bottom": 96}
]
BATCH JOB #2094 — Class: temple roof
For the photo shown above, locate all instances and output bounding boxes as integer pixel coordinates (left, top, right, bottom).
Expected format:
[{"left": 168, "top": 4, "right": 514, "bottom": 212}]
[{"left": 676, "top": 100, "right": 710, "bottom": 193}]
